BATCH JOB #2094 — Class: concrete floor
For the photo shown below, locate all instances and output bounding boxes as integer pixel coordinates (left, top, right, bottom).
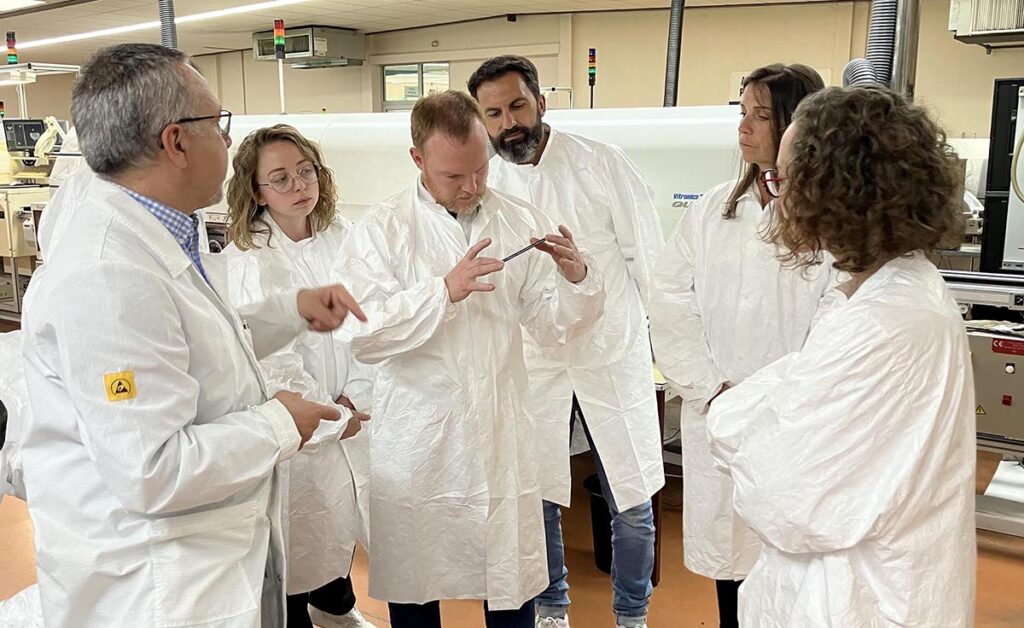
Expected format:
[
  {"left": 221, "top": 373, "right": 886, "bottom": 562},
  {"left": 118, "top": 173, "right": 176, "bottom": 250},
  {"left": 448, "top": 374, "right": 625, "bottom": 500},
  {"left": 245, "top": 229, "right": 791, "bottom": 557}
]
[{"left": 3, "top": 454, "right": 1024, "bottom": 626}]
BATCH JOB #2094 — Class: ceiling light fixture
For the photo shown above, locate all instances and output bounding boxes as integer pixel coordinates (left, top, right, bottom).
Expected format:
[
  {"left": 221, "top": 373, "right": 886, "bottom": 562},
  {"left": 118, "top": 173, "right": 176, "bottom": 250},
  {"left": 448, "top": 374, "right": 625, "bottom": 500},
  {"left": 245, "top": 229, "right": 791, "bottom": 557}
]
[
  {"left": 19, "top": 0, "right": 310, "bottom": 49},
  {"left": 0, "top": 0, "right": 44, "bottom": 13}
]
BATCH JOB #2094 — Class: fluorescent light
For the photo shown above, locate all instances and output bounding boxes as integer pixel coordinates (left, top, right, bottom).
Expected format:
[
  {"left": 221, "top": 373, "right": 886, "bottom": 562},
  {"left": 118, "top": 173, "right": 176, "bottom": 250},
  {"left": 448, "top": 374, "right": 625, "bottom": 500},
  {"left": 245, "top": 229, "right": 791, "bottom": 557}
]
[
  {"left": 176, "top": 0, "right": 307, "bottom": 24},
  {"left": 19, "top": 0, "right": 310, "bottom": 50},
  {"left": 0, "top": 0, "right": 44, "bottom": 12},
  {"left": 21, "top": 22, "right": 162, "bottom": 49}
]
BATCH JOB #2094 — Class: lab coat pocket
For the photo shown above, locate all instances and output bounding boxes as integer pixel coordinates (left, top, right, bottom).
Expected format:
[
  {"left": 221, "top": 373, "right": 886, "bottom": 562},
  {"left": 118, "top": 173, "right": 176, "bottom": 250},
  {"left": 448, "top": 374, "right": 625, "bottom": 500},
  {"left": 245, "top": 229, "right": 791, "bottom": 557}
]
[{"left": 148, "top": 500, "right": 261, "bottom": 627}]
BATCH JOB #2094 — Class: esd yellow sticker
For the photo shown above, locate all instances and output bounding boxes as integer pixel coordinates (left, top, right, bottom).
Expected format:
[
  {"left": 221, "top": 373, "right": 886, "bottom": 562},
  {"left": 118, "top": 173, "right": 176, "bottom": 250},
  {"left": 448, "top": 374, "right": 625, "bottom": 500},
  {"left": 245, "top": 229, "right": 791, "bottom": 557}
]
[{"left": 104, "top": 371, "right": 137, "bottom": 402}]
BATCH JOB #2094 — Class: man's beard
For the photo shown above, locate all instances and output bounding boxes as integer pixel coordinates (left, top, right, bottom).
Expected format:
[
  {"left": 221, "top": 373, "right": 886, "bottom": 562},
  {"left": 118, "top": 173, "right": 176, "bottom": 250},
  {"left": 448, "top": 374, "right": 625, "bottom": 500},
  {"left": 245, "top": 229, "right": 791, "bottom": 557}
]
[
  {"left": 493, "top": 119, "right": 545, "bottom": 165},
  {"left": 440, "top": 191, "right": 485, "bottom": 213},
  {"left": 428, "top": 181, "right": 485, "bottom": 214}
]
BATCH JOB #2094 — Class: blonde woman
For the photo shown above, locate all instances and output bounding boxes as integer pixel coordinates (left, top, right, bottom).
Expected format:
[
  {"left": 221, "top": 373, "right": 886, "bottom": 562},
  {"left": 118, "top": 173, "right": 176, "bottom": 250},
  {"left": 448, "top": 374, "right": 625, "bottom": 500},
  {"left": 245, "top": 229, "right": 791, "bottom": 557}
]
[{"left": 224, "top": 124, "right": 374, "bottom": 628}]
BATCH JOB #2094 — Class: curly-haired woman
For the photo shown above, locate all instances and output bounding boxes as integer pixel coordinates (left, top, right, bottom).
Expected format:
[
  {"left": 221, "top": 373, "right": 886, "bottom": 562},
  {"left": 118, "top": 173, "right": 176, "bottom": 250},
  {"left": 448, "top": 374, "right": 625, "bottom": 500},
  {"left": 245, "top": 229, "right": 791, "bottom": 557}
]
[{"left": 708, "top": 86, "right": 974, "bottom": 626}]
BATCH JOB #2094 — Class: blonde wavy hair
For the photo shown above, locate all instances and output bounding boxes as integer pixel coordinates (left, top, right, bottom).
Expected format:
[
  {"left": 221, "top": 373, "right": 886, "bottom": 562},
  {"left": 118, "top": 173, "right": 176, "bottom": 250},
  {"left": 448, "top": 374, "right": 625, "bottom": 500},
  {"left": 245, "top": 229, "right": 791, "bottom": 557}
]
[{"left": 226, "top": 124, "right": 338, "bottom": 251}]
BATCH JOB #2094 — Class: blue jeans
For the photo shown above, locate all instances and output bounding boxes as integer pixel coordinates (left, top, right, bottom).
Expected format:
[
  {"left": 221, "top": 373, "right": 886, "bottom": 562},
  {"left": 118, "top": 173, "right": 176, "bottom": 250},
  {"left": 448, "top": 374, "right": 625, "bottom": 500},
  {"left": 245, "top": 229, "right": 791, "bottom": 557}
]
[{"left": 534, "top": 400, "right": 655, "bottom": 626}]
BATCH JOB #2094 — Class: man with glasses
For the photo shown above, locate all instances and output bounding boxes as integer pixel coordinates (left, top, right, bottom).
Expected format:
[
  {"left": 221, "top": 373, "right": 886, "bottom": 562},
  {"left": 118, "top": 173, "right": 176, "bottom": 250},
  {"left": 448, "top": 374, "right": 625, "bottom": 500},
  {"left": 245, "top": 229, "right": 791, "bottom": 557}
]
[{"left": 20, "top": 43, "right": 365, "bottom": 628}]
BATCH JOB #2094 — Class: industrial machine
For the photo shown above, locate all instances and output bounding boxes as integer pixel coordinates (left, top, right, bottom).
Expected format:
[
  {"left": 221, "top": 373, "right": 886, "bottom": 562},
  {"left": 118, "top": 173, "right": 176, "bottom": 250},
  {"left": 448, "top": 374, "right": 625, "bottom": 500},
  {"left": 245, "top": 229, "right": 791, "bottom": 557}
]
[
  {"left": 213, "top": 106, "right": 743, "bottom": 237},
  {"left": 0, "top": 117, "right": 68, "bottom": 186},
  {"left": 0, "top": 186, "right": 48, "bottom": 319},
  {"left": 943, "top": 270, "right": 1024, "bottom": 536},
  {"left": 980, "top": 78, "right": 1024, "bottom": 274},
  {"left": 942, "top": 76, "right": 1024, "bottom": 537}
]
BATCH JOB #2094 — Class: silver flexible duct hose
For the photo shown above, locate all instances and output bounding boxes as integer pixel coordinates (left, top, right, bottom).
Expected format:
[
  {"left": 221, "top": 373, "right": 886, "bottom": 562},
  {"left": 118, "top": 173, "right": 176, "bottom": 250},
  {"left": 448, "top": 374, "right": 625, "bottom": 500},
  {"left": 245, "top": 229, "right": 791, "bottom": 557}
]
[
  {"left": 663, "top": 0, "right": 685, "bottom": 107},
  {"left": 159, "top": 0, "right": 178, "bottom": 49},
  {"left": 842, "top": 0, "right": 896, "bottom": 87},
  {"left": 866, "top": 0, "right": 897, "bottom": 84}
]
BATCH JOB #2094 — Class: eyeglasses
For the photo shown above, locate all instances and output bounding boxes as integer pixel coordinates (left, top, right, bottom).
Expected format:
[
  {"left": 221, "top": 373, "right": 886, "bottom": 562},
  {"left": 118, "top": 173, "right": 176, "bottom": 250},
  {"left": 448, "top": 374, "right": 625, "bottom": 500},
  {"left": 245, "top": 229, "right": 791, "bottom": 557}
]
[
  {"left": 258, "top": 164, "right": 321, "bottom": 194},
  {"left": 176, "top": 109, "right": 232, "bottom": 136},
  {"left": 761, "top": 168, "right": 786, "bottom": 198}
]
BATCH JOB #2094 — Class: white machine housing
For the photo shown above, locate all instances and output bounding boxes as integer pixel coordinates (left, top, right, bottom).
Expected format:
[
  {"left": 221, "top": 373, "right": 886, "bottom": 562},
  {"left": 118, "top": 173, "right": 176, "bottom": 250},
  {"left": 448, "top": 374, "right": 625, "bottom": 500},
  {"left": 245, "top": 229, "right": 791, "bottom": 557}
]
[{"left": 209, "top": 106, "right": 745, "bottom": 237}]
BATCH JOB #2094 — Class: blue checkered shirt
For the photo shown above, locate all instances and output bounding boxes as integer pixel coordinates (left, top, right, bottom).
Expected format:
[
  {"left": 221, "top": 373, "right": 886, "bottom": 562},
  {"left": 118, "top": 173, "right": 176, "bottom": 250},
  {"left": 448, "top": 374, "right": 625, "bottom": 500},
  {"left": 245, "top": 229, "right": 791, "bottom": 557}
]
[{"left": 120, "top": 188, "right": 210, "bottom": 285}]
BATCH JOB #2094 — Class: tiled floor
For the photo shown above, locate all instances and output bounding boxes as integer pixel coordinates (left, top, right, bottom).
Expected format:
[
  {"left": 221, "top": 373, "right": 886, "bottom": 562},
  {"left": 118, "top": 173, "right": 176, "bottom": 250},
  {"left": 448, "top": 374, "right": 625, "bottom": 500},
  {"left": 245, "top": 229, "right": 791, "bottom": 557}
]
[{"left": 3, "top": 454, "right": 1024, "bottom": 626}]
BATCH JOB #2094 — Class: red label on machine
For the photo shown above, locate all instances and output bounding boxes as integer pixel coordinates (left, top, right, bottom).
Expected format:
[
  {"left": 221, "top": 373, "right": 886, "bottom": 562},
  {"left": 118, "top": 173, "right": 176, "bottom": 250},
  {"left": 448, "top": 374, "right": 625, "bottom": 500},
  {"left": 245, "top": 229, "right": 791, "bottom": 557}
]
[{"left": 993, "top": 338, "right": 1024, "bottom": 356}]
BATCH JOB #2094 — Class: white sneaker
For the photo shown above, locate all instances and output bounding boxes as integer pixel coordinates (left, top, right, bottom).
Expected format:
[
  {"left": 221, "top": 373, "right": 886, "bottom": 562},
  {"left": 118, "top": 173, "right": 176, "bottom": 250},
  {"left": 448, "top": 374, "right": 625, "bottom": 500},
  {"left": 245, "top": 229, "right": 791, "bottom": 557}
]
[
  {"left": 616, "top": 623, "right": 647, "bottom": 628},
  {"left": 308, "top": 605, "right": 377, "bottom": 628},
  {"left": 536, "top": 616, "right": 569, "bottom": 628}
]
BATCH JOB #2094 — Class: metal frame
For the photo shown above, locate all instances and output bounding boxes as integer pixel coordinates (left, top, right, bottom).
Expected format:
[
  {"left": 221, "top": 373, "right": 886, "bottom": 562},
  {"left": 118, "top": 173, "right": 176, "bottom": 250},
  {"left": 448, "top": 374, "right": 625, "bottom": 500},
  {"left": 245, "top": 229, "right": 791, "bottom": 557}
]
[
  {"left": 942, "top": 270, "right": 1024, "bottom": 311},
  {"left": 942, "top": 270, "right": 1024, "bottom": 537},
  {"left": 0, "top": 63, "right": 81, "bottom": 118}
]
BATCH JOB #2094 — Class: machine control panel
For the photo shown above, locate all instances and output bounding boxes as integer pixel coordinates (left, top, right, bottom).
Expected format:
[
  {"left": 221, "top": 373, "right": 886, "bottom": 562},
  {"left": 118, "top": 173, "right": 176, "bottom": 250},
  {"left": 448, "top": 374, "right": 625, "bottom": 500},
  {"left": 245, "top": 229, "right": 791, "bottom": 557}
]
[{"left": 973, "top": 332, "right": 1024, "bottom": 451}]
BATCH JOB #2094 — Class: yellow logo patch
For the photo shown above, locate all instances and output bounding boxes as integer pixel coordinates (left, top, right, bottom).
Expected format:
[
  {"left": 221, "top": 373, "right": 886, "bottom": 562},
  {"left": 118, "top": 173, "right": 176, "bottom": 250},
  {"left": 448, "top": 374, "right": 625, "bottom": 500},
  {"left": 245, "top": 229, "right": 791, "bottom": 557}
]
[{"left": 104, "top": 371, "right": 137, "bottom": 402}]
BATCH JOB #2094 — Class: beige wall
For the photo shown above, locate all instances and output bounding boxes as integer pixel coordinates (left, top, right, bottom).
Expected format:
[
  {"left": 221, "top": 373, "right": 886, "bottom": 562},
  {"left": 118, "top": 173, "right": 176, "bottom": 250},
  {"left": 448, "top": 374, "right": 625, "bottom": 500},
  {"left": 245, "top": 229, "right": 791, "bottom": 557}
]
[
  {"left": 568, "top": 5, "right": 863, "bottom": 109},
  {"left": 571, "top": 10, "right": 670, "bottom": 108},
  {"left": 6, "top": 1, "right": 1023, "bottom": 138},
  {"left": 0, "top": 73, "right": 75, "bottom": 120},
  {"left": 916, "top": 0, "right": 1024, "bottom": 138}
]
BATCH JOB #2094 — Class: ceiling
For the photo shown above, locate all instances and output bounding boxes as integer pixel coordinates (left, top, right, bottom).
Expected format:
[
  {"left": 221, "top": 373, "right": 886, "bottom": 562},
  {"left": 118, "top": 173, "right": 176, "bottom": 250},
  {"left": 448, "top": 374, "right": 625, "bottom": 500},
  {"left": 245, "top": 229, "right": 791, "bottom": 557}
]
[{"left": 2, "top": 0, "right": 834, "bottom": 65}]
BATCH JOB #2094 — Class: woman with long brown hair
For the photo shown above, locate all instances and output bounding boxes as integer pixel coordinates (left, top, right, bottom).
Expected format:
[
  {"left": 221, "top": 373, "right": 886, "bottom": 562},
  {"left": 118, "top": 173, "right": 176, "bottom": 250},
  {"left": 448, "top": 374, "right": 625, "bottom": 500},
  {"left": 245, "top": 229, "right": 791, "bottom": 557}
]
[
  {"left": 707, "top": 86, "right": 973, "bottom": 626},
  {"left": 224, "top": 124, "right": 374, "bottom": 628},
  {"left": 649, "top": 64, "right": 832, "bottom": 627}
]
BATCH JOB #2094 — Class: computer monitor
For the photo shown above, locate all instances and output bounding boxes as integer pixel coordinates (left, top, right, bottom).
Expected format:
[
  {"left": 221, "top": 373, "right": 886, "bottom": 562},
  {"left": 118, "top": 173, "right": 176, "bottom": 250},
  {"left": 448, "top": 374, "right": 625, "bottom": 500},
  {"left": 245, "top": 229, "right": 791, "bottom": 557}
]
[{"left": 3, "top": 119, "right": 46, "bottom": 152}]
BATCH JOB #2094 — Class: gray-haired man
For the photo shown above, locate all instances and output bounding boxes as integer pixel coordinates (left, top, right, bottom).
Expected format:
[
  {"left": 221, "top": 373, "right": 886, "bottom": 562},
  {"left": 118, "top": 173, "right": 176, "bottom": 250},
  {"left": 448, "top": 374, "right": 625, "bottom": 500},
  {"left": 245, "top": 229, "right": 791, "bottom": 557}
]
[{"left": 20, "top": 43, "right": 364, "bottom": 627}]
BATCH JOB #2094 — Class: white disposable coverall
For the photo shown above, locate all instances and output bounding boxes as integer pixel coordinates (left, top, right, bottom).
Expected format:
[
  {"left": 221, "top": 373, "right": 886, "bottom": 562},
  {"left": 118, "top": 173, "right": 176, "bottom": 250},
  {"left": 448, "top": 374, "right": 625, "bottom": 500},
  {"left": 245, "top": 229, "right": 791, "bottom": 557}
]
[
  {"left": 487, "top": 127, "right": 665, "bottom": 510},
  {"left": 648, "top": 180, "right": 836, "bottom": 579},
  {"left": 0, "top": 584, "right": 43, "bottom": 628},
  {"left": 224, "top": 215, "right": 370, "bottom": 594},
  {"left": 708, "top": 252, "right": 976, "bottom": 627},
  {"left": 0, "top": 330, "right": 27, "bottom": 501},
  {"left": 21, "top": 177, "right": 309, "bottom": 628},
  {"left": 336, "top": 181, "right": 604, "bottom": 610}
]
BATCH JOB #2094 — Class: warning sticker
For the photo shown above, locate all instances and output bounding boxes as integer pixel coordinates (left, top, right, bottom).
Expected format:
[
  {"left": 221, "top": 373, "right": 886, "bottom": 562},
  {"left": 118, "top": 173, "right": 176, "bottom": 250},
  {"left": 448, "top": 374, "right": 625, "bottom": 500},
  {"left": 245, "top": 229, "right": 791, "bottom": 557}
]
[
  {"left": 976, "top": 405, "right": 987, "bottom": 415},
  {"left": 993, "top": 338, "right": 1024, "bottom": 356},
  {"left": 104, "top": 371, "right": 137, "bottom": 402}
]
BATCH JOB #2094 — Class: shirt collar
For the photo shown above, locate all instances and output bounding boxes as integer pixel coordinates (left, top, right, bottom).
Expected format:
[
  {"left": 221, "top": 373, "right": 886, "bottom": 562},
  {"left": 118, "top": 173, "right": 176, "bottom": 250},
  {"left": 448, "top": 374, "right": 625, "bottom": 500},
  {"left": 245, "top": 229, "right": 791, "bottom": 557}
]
[{"left": 117, "top": 186, "right": 198, "bottom": 248}]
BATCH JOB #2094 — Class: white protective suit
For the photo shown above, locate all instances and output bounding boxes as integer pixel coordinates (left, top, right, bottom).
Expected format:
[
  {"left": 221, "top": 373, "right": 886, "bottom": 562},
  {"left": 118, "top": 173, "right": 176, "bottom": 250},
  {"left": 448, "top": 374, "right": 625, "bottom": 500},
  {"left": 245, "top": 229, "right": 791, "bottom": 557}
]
[
  {"left": 224, "top": 215, "right": 371, "bottom": 594},
  {"left": 648, "top": 180, "right": 836, "bottom": 579},
  {"left": 707, "top": 252, "right": 976, "bottom": 627},
  {"left": 21, "top": 176, "right": 313, "bottom": 628},
  {"left": 487, "top": 127, "right": 665, "bottom": 510},
  {"left": 336, "top": 180, "right": 605, "bottom": 610},
  {"left": 0, "top": 330, "right": 27, "bottom": 502},
  {"left": 0, "top": 584, "right": 43, "bottom": 628}
]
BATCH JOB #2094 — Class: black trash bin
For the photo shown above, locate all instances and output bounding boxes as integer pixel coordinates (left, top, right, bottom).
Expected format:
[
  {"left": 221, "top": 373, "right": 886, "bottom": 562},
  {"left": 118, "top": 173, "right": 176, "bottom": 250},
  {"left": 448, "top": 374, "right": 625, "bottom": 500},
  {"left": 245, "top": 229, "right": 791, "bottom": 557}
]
[{"left": 584, "top": 472, "right": 612, "bottom": 574}]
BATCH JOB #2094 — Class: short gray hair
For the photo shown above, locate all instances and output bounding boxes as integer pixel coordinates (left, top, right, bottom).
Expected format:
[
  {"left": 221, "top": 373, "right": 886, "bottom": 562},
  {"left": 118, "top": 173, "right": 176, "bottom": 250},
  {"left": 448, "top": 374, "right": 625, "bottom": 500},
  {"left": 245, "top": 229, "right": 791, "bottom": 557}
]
[{"left": 71, "top": 43, "right": 198, "bottom": 175}]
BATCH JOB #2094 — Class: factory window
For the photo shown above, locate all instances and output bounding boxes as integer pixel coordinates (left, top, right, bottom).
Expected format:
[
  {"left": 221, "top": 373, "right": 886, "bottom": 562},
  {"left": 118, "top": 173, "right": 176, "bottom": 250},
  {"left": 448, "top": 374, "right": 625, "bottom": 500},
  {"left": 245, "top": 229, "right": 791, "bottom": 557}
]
[{"left": 383, "top": 62, "right": 450, "bottom": 111}]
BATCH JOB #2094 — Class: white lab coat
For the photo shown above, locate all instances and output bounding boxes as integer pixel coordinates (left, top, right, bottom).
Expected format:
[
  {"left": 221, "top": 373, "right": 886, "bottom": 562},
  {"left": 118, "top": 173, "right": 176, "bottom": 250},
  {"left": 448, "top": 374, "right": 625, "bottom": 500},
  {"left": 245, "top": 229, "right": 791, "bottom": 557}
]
[
  {"left": 21, "top": 176, "right": 310, "bottom": 628},
  {"left": 487, "top": 128, "right": 665, "bottom": 510},
  {"left": 0, "top": 330, "right": 27, "bottom": 502},
  {"left": 224, "top": 215, "right": 371, "bottom": 594},
  {"left": 37, "top": 166, "right": 94, "bottom": 257},
  {"left": 648, "top": 180, "right": 836, "bottom": 579},
  {"left": 337, "top": 181, "right": 605, "bottom": 610},
  {"left": 707, "top": 252, "right": 976, "bottom": 627}
]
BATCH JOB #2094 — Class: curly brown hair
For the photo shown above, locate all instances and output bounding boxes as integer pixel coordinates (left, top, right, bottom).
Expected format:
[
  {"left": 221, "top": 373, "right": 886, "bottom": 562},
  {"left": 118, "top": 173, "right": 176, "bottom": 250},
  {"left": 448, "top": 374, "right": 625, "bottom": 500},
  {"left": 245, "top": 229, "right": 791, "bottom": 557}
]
[
  {"left": 226, "top": 124, "right": 338, "bottom": 251},
  {"left": 768, "top": 86, "right": 964, "bottom": 273}
]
